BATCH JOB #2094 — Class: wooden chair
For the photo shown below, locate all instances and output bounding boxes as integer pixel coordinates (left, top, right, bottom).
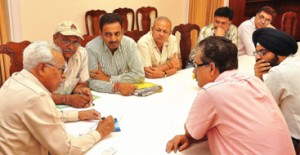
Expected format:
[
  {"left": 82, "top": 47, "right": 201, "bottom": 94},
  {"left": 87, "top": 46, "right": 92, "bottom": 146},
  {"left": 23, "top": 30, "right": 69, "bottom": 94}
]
[
  {"left": 281, "top": 11, "right": 298, "bottom": 39},
  {"left": 85, "top": 10, "right": 107, "bottom": 36},
  {"left": 113, "top": 8, "right": 135, "bottom": 32},
  {"left": 136, "top": 6, "right": 158, "bottom": 32},
  {"left": 81, "top": 34, "right": 97, "bottom": 47},
  {"left": 124, "top": 30, "right": 147, "bottom": 42},
  {"left": 172, "top": 23, "right": 200, "bottom": 69},
  {"left": 0, "top": 41, "right": 31, "bottom": 76}
]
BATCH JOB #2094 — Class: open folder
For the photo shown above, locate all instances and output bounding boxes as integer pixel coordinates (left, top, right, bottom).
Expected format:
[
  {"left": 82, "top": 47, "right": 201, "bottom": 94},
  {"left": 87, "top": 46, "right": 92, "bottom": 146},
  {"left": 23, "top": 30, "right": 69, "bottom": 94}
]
[{"left": 133, "top": 81, "right": 162, "bottom": 97}]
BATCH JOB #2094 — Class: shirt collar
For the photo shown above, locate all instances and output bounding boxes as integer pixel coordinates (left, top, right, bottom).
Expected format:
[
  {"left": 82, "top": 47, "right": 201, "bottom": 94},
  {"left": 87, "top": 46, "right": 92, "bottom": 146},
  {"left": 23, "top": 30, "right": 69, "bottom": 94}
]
[
  {"left": 214, "top": 69, "right": 238, "bottom": 82},
  {"left": 19, "top": 69, "right": 51, "bottom": 94}
]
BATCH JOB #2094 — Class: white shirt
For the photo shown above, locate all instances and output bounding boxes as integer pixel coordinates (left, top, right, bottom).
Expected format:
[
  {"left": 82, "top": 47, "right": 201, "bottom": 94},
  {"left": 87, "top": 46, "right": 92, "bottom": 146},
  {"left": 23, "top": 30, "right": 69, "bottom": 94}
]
[
  {"left": 265, "top": 56, "right": 300, "bottom": 139},
  {"left": 238, "top": 17, "right": 256, "bottom": 56}
]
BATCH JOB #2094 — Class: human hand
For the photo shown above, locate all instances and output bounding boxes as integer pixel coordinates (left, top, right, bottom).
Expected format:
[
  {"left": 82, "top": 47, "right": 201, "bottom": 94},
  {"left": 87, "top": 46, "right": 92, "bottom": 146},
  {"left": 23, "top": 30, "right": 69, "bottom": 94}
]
[
  {"left": 118, "top": 83, "right": 136, "bottom": 96},
  {"left": 254, "top": 58, "right": 271, "bottom": 80},
  {"left": 90, "top": 64, "right": 110, "bottom": 81},
  {"left": 165, "top": 135, "right": 190, "bottom": 153},
  {"left": 144, "top": 67, "right": 164, "bottom": 78},
  {"left": 78, "top": 109, "right": 100, "bottom": 120},
  {"left": 169, "top": 54, "right": 181, "bottom": 69},
  {"left": 76, "top": 87, "right": 93, "bottom": 105},
  {"left": 96, "top": 115, "right": 115, "bottom": 138},
  {"left": 66, "top": 94, "right": 91, "bottom": 108},
  {"left": 214, "top": 26, "right": 225, "bottom": 36}
]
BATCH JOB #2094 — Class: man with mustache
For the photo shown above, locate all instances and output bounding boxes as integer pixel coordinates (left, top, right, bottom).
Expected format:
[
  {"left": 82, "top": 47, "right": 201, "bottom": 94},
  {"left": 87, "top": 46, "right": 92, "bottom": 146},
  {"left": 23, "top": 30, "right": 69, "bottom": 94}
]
[
  {"left": 51, "top": 21, "right": 93, "bottom": 108},
  {"left": 86, "top": 13, "right": 145, "bottom": 96},
  {"left": 187, "top": 7, "right": 237, "bottom": 67},
  {"left": 238, "top": 6, "right": 276, "bottom": 55},
  {"left": 253, "top": 28, "right": 300, "bottom": 152},
  {"left": 137, "top": 16, "right": 181, "bottom": 78}
]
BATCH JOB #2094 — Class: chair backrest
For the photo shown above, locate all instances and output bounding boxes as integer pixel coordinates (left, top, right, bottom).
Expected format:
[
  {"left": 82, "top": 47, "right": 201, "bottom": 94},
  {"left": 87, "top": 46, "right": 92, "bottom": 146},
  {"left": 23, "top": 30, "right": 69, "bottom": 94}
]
[
  {"left": 124, "top": 30, "right": 147, "bottom": 42},
  {"left": 113, "top": 8, "right": 135, "bottom": 32},
  {"left": 172, "top": 23, "right": 200, "bottom": 69},
  {"left": 0, "top": 41, "right": 31, "bottom": 75},
  {"left": 136, "top": 6, "right": 158, "bottom": 32},
  {"left": 281, "top": 11, "right": 298, "bottom": 38},
  {"left": 81, "top": 34, "right": 97, "bottom": 47},
  {"left": 85, "top": 10, "right": 107, "bottom": 36}
]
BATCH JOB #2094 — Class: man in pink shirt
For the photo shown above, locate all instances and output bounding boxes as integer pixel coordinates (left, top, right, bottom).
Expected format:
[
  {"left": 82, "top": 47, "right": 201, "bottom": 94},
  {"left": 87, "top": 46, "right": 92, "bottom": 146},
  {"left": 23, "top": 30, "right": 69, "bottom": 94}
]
[{"left": 165, "top": 36, "right": 295, "bottom": 155}]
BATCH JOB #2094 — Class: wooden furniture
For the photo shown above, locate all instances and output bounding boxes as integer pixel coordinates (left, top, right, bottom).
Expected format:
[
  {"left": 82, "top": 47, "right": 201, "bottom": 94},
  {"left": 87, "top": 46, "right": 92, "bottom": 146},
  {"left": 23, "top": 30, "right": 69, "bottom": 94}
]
[
  {"left": 81, "top": 34, "right": 97, "bottom": 47},
  {"left": 85, "top": 10, "right": 107, "bottom": 36},
  {"left": 113, "top": 8, "right": 135, "bottom": 32},
  {"left": 281, "top": 11, "right": 298, "bottom": 39},
  {"left": 172, "top": 23, "right": 200, "bottom": 69},
  {"left": 229, "top": 0, "right": 300, "bottom": 41},
  {"left": 0, "top": 41, "right": 31, "bottom": 75},
  {"left": 124, "top": 30, "right": 147, "bottom": 42},
  {"left": 136, "top": 6, "right": 158, "bottom": 32}
]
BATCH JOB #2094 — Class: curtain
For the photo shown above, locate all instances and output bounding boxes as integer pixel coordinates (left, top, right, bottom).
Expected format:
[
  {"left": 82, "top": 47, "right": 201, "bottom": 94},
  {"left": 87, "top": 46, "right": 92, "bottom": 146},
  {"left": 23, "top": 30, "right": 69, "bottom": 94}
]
[
  {"left": 188, "top": 0, "right": 224, "bottom": 49},
  {"left": 0, "top": 0, "right": 9, "bottom": 86}
]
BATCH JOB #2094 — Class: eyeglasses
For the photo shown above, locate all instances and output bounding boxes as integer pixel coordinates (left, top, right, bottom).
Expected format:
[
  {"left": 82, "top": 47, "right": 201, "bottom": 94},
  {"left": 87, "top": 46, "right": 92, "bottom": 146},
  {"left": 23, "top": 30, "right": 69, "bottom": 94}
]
[
  {"left": 257, "top": 14, "right": 272, "bottom": 24},
  {"left": 45, "top": 62, "right": 65, "bottom": 74},
  {"left": 58, "top": 35, "right": 81, "bottom": 47},
  {"left": 254, "top": 49, "right": 268, "bottom": 56},
  {"left": 193, "top": 62, "right": 209, "bottom": 68}
]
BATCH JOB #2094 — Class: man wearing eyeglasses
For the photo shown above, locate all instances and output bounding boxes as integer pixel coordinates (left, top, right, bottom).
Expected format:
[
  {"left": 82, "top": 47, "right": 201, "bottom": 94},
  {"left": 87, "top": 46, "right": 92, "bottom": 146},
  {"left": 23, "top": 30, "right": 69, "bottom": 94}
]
[
  {"left": 86, "top": 13, "right": 144, "bottom": 96},
  {"left": 187, "top": 7, "right": 238, "bottom": 68},
  {"left": 238, "top": 6, "right": 276, "bottom": 56},
  {"left": 137, "top": 16, "right": 181, "bottom": 78},
  {"left": 51, "top": 21, "right": 93, "bottom": 108},
  {"left": 0, "top": 41, "right": 115, "bottom": 155},
  {"left": 253, "top": 28, "right": 300, "bottom": 152},
  {"left": 166, "top": 36, "right": 295, "bottom": 154}
]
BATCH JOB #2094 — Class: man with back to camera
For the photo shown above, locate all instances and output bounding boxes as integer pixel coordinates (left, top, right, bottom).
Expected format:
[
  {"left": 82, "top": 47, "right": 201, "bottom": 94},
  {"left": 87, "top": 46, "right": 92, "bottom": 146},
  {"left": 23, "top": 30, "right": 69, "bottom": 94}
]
[
  {"left": 0, "top": 41, "right": 115, "bottom": 155},
  {"left": 165, "top": 36, "right": 295, "bottom": 155},
  {"left": 187, "top": 6, "right": 238, "bottom": 67},
  {"left": 86, "top": 13, "right": 145, "bottom": 96},
  {"left": 253, "top": 28, "right": 300, "bottom": 152},
  {"left": 51, "top": 20, "right": 93, "bottom": 108},
  {"left": 238, "top": 6, "right": 276, "bottom": 55},
  {"left": 137, "top": 16, "right": 181, "bottom": 78}
]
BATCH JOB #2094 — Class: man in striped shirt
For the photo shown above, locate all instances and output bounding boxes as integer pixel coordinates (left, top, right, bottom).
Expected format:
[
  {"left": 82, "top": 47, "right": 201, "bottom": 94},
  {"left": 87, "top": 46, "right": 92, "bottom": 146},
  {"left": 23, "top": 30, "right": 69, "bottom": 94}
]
[{"left": 86, "top": 13, "right": 145, "bottom": 96}]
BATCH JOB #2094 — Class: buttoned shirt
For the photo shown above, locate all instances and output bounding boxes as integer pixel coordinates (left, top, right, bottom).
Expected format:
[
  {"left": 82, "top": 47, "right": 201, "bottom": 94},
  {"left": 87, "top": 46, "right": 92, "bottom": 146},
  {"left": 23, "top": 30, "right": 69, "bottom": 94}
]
[
  {"left": 86, "top": 36, "right": 145, "bottom": 93},
  {"left": 0, "top": 69, "right": 101, "bottom": 155},
  {"left": 137, "top": 31, "right": 179, "bottom": 67},
  {"left": 265, "top": 56, "right": 300, "bottom": 139},
  {"left": 53, "top": 45, "right": 90, "bottom": 94},
  {"left": 188, "top": 23, "right": 238, "bottom": 62},
  {"left": 186, "top": 70, "right": 294, "bottom": 155},
  {"left": 238, "top": 17, "right": 257, "bottom": 56}
]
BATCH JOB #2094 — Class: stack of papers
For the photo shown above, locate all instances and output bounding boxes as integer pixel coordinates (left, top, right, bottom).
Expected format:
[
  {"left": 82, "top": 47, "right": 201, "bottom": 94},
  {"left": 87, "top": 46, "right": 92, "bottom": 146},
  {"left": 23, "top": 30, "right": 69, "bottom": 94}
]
[{"left": 133, "top": 82, "right": 162, "bottom": 97}]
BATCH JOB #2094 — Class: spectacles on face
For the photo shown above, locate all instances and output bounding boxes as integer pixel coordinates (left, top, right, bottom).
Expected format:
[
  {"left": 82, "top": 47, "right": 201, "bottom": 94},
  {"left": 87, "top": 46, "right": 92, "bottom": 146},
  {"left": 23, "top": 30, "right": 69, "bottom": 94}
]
[
  {"left": 45, "top": 62, "right": 65, "bottom": 74},
  {"left": 257, "top": 14, "right": 271, "bottom": 24},
  {"left": 193, "top": 61, "right": 209, "bottom": 68},
  {"left": 254, "top": 49, "right": 268, "bottom": 56},
  {"left": 58, "top": 35, "right": 81, "bottom": 47}
]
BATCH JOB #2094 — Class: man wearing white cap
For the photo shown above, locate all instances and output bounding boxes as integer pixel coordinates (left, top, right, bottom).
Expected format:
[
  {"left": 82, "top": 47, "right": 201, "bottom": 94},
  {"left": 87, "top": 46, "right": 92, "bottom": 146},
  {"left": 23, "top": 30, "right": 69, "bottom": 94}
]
[{"left": 51, "top": 20, "right": 93, "bottom": 108}]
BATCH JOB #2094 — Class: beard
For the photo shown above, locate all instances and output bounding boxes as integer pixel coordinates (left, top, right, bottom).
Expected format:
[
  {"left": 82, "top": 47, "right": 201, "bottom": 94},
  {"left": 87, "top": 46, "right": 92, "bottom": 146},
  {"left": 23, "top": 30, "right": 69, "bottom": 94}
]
[{"left": 269, "top": 55, "right": 279, "bottom": 67}]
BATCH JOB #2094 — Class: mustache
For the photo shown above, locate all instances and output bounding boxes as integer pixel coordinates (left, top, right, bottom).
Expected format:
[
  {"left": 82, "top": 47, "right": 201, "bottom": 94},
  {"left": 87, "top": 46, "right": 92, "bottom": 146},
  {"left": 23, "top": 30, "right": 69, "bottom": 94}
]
[
  {"left": 63, "top": 48, "right": 76, "bottom": 53},
  {"left": 109, "top": 41, "right": 118, "bottom": 44}
]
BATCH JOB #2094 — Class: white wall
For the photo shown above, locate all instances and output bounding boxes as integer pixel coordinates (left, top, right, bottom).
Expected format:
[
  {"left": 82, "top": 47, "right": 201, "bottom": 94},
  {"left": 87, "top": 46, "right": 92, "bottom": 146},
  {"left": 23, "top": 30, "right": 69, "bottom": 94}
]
[{"left": 10, "top": 0, "right": 187, "bottom": 42}]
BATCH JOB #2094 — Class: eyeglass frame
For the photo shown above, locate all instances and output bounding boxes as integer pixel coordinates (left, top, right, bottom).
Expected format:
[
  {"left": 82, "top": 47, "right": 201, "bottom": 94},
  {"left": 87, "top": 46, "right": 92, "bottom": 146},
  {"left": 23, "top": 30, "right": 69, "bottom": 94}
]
[
  {"left": 45, "top": 62, "right": 66, "bottom": 74},
  {"left": 257, "top": 13, "right": 272, "bottom": 24},
  {"left": 58, "top": 35, "right": 81, "bottom": 47},
  {"left": 254, "top": 49, "right": 269, "bottom": 56},
  {"left": 193, "top": 61, "right": 210, "bottom": 68}
]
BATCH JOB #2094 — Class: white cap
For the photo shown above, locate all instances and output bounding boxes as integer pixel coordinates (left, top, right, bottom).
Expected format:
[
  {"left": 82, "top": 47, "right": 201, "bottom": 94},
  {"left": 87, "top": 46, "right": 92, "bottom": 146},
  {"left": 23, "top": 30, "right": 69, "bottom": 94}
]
[{"left": 55, "top": 21, "right": 83, "bottom": 39}]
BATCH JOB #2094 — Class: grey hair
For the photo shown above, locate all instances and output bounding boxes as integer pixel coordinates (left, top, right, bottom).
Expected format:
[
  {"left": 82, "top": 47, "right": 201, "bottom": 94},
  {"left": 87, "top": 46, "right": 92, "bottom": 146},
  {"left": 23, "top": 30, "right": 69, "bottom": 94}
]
[
  {"left": 23, "top": 41, "right": 55, "bottom": 70},
  {"left": 153, "top": 16, "right": 172, "bottom": 30}
]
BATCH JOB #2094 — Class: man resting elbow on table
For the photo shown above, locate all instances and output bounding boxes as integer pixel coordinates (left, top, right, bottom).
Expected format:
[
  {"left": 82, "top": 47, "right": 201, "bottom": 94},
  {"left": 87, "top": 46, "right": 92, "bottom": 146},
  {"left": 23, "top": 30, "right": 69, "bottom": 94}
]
[
  {"left": 165, "top": 36, "right": 294, "bottom": 155},
  {"left": 86, "top": 13, "right": 145, "bottom": 96},
  {"left": 50, "top": 21, "right": 93, "bottom": 108},
  {"left": 0, "top": 41, "right": 114, "bottom": 155},
  {"left": 137, "top": 16, "right": 181, "bottom": 78}
]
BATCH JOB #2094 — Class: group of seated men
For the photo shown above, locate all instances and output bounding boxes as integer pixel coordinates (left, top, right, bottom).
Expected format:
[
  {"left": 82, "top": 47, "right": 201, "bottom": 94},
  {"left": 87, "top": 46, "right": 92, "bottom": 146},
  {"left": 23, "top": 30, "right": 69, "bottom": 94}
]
[{"left": 0, "top": 5, "right": 299, "bottom": 155}]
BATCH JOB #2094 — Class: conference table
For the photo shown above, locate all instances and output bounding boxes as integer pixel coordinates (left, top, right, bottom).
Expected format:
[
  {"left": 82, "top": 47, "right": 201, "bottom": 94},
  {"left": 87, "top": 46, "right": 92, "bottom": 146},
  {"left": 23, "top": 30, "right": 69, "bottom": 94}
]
[{"left": 65, "top": 42, "right": 300, "bottom": 155}]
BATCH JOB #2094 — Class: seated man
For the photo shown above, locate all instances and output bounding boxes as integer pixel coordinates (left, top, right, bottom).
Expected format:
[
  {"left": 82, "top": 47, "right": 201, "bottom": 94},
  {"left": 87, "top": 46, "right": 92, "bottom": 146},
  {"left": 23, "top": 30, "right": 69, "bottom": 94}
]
[
  {"left": 0, "top": 41, "right": 114, "bottom": 155},
  {"left": 238, "top": 6, "right": 276, "bottom": 55},
  {"left": 51, "top": 21, "right": 93, "bottom": 108},
  {"left": 165, "top": 36, "right": 294, "bottom": 154},
  {"left": 253, "top": 28, "right": 299, "bottom": 151},
  {"left": 188, "top": 6, "right": 237, "bottom": 67},
  {"left": 86, "top": 13, "right": 145, "bottom": 96},
  {"left": 137, "top": 16, "right": 181, "bottom": 78}
]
